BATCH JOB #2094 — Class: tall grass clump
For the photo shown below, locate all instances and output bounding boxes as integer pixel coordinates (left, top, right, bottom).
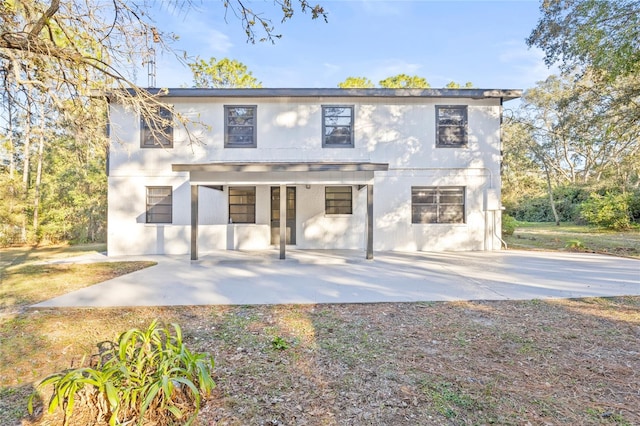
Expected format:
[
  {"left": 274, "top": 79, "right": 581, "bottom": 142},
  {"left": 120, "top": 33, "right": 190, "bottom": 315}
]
[{"left": 29, "top": 320, "right": 215, "bottom": 426}]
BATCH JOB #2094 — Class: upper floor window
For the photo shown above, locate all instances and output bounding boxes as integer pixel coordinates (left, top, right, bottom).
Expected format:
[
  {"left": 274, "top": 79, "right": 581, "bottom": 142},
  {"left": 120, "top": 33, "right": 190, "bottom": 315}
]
[
  {"left": 436, "top": 105, "right": 467, "bottom": 147},
  {"left": 141, "top": 106, "right": 173, "bottom": 148},
  {"left": 146, "top": 186, "right": 172, "bottom": 223},
  {"left": 412, "top": 186, "right": 465, "bottom": 224},
  {"left": 323, "top": 105, "right": 354, "bottom": 148},
  {"left": 325, "top": 186, "right": 353, "bottom": 215},
  {"left": 225, "top": 106, "right": 257, "bottom": 148},
  {"left": 229, "top": 186, "right": 256, "bottom": 223}
]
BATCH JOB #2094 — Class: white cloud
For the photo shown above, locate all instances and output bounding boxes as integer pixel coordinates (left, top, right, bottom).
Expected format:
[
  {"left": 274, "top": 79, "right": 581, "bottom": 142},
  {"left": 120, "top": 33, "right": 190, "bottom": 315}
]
[
  {"left": 323, "top": 63, "right": 341, "bottom": 74},
  {"left": 202, "top": 29, "right": 233, "bottom": 56}
]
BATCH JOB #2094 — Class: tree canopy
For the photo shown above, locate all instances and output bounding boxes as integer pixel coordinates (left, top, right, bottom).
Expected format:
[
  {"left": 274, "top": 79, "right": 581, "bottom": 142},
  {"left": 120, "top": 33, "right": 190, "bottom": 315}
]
[
  {"left": 337, "top": 76, "right": 375, "bottom": 88},
  {"left": 0, "top": 0, "right": 326, "bottom": 244},
  {"left": 338, "top": 75, "right": 475, "bottom": 89},
  {"left": 337, "top": 74, "right": 433, "bottom": 89},
  {"left": 508, "top": 0, "right": 640, "bottom": 226},
  {"left": 379, "top": 74, "right": 430, "bottom": 89},
  {"left": 188, "top": 57, "right": 262, "bottom": 88},
  {"left": 445, "top": 81, "right": 474, "bottom": 89},
  {"left": 527, "top": 0, "right": 640, "bottom": 80}
]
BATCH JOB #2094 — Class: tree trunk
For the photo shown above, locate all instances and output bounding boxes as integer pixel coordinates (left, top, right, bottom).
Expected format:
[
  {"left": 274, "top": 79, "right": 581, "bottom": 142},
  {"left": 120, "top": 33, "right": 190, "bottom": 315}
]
[
  {"left": 544, "top": 164, "right": 560, "bottom": 226},
  {"left": 21, "top": 99, "right": 32, "bottom": 243},
  {"left": 7, "top": 94, "right": 15, "bottom": 179},
  {"left": 32, "top": 114, "right": 45, "bottom": 235}
]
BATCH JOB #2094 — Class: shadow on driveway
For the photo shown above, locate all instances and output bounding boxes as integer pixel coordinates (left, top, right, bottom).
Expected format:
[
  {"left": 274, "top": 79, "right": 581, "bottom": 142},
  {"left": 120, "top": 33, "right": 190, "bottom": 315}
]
[{"left": 32, "top": 249, "right": 640, "bottom": 308}]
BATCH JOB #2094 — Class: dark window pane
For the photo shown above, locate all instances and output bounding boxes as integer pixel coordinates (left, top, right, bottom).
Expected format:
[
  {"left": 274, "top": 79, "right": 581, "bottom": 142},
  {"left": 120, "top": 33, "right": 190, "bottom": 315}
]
[
  {"left": 323, "top": 106, "right": 353, "bottom": 147},
  {"left": 146, "top": 186, "right": 172, "bottom": 223},
  {"left": 412, "top": 206, "right": 437, "bottom": 224},
  {"left": 225, "top": 106, "right": 256, "bottom": 147},
  {"left": 439, "top": 205, "right": 465, "bottom": 223},
  {"left": 436, "top": 106, "right": 467, "bottom": 147},
  {"left": 440, "top": 189, "right": 464, "bottom": 204},
  {"left": 325, "top": 186, "right": 352, "bottom": 214},
  {"left": 439, "top": 127, "right": 466, "bottom": 145},
  {"left": 411, "top": 187, "right": 465, "bottom": 224},
  {"left": 141, "top": 106, "right": 173, "bottom": 148},
  {"left": 229, "top": 187, "right": 256, "bottom": 223},
  {"left": 412, "top": 188, "right": 437, "bottom": 204}
]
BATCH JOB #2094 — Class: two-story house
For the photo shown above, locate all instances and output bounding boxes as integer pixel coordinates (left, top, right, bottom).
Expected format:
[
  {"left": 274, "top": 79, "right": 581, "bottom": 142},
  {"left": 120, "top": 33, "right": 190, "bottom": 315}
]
[{"left": 107, "top": 88, "right": 521, "bottom": 259}]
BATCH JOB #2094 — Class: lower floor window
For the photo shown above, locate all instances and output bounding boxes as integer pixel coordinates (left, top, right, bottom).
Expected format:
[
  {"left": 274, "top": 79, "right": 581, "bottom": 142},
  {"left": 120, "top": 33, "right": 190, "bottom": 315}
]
[
  {"left": 146, "top": 186, "right": 172, "bottom": 223},
  {"left": 412, "top": 186, "right": 465, "bottom": 224},
  {"left": 229, "top": 186, "right": 256, "bottom": 223},
  {"left": 325, "top": 186, "right": 353, "bottom": 215}
]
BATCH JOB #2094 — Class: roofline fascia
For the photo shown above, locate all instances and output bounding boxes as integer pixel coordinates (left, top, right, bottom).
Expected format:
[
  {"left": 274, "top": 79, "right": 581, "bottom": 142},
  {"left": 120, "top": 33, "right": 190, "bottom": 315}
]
[
  {"left": 109, "top": 87, "right": 522, "bottom": 102},
  {"left": 172, "top": 161, "right": 390, "bottom": 173}
]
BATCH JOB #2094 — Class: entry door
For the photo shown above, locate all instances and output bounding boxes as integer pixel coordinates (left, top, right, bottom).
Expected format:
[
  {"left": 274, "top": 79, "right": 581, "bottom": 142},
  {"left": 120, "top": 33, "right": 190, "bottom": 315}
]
[{"left": 271, "top": 187, "right": 296, "bottom": 245}]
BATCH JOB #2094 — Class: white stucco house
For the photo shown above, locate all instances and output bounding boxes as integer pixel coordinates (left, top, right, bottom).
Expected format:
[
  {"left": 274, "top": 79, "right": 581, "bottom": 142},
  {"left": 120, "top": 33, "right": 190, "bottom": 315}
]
[{"left": 107, "top": 88, "right": 521, "bottom": 259}]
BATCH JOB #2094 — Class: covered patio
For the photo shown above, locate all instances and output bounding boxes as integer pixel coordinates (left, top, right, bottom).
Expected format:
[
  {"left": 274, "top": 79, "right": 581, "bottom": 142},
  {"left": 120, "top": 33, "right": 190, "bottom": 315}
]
[{"left": 171, "top": 161, "right": 389, "bottom": 261}]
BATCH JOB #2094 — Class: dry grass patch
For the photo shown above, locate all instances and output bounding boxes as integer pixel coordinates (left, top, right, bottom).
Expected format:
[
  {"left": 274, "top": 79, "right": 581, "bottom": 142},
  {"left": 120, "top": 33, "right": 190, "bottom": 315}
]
[
  {"left": 0, "top": 244, "right": 156, "bottom": 315},
  {"left": 1, "top": 298, "right": 638, "bottom": 426},
  {"left": 505, "top": 223, "right": 640, "bottom": 258},
  {"left": 2, "top": 243, "right": 638, "bottom": 425}
]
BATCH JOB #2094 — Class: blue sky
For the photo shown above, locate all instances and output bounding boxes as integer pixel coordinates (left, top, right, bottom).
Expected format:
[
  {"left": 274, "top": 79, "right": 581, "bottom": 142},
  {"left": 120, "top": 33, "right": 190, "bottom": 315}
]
[{"left": 149, "top": 0, "right": 555, "bottom": 91}]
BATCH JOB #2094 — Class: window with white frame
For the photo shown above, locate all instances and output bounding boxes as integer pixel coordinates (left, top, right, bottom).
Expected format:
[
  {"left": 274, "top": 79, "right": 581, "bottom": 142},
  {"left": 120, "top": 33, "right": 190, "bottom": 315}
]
[
  {"left": 140, "top": 106, "right": 173, "bottom": 148},
  {"left": 322, "top": 106, "right": 354, "bottom": 147},
  {"left": 146, "top": 186, "right": 172, "bottom": 223},
  {"left": 325, "top": 186, "right": 353, "bottom": 214},
  {"left": 225, "top": 106, "right": 257, "bottom": 148},
  {"left": 229, "top": 187, "right": 256, "bottom": 223},
  {"left": 436, "top": 105, "right": 468, "bottom": 147},
  {"left": 411, "top": 186, "right": 465, "bottom": 224}
]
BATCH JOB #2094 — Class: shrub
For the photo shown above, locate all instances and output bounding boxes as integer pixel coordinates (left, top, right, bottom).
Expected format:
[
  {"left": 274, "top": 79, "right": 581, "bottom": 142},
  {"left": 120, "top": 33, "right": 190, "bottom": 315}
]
[
  {"left": 579, "top": 192, "right": 631, "bottom": 230},
  {"left": 29, "top": 320, "right": 215, "bottom": 426},
  {"left": 501, "top": 214, "right": 518, "bottom": 236},
  {"left": 628, "top": 189, "right": 640, "bottom": 224}
]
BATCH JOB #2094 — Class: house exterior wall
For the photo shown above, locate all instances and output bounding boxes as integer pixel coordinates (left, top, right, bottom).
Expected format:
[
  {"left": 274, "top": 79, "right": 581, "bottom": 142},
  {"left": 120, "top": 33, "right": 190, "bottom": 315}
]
[{"left": 107, "top": 92, "right": 508, "bottom": 256}]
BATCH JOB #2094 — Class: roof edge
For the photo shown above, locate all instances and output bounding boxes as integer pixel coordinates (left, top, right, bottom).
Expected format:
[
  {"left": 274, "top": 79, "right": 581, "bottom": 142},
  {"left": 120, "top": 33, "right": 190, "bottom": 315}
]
[
  {"left": 172, "top": 161, "right": 390, "bottom": 173},
  {"left": 117, "top": 87, "right": 522, "bottom": 101}
]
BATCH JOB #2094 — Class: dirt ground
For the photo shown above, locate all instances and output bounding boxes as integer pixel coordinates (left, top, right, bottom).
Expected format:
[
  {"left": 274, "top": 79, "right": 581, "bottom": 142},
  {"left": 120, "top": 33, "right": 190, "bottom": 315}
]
[{"left": 5, "top": 296, "right": 639, "bottom": 426}]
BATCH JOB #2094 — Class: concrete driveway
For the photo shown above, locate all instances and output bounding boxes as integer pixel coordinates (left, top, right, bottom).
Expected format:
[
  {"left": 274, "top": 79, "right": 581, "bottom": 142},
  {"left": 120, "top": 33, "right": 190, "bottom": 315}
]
[{"left": 33, "top": 249, "right": 639, "bottom": 308}]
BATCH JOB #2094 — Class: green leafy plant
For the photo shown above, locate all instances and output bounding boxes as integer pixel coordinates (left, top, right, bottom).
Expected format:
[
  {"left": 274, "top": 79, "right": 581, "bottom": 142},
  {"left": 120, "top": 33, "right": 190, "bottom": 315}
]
[
  {"left": 565, "top": 239, "right": 585, "bottom": 251},
  {"left": 271, "top": 335, "right": 290, "bottom": 351},
  {"left": 501, "top": 214, "right": 518, "bottom": 236},
  {"left": 580, "top": 192, "right": 632, "bottom": 230},
  {"left": 29, "top": 320, "right": 215, "bottom": 426}
]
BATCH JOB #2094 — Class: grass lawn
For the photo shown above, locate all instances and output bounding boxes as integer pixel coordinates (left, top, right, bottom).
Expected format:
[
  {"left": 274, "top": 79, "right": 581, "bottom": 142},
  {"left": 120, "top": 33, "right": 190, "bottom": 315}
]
[
  {"left": 1, "top": 239, "right": 639, "bottom": 425},
  {"left": 0, "top": 244, "right": 156, "bottom": 314},
  {"left": 505, "top": 222, "right": 640, "bottom": 258}
]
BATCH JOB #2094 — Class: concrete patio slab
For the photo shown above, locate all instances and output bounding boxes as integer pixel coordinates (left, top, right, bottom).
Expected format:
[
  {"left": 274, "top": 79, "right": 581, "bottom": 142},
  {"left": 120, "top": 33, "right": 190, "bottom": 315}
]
[{"left": 32, "top": 250, "right": 639, "bottom": 308}]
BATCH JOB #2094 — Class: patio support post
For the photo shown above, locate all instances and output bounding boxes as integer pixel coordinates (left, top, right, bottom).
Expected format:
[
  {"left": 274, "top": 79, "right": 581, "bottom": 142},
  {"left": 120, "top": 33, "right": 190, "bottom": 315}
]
[
  {"left": 191, "top": 185, "right": 198, "bottom": 260},
  {"left": 279, "top": 184, "right": 286, "bottom": 259},
  {"left": 366, "top": 183, "right": 373, "bottom": 259}
]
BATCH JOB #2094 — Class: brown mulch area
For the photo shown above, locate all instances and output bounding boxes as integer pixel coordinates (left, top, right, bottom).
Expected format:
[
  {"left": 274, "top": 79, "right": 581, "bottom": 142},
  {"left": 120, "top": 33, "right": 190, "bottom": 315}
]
[{"left": 7, "top": 296, "right": 640, "bottom": 425}]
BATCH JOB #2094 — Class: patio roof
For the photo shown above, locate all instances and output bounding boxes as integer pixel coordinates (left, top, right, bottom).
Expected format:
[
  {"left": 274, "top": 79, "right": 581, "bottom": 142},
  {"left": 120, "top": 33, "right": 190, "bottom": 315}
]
[
  {"left": 177, "top": 162, "right": 386, "bottom": 262},
  {"left": 172, "top": 162, "right": 390, "bottom": 173}
]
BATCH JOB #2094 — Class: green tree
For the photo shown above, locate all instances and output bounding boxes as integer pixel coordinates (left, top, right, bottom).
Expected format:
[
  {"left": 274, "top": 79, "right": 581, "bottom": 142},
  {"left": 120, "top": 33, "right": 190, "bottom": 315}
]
[
  {"left": 445, "top": 81, "right": 474, "bottom": 88},
  {"left": 337, "top": 76, "right": 375, "bottom": 88},
  {"left": 188, "top": 57, "right": 262, "bottom": 88},
  {"left": 379, "top": 74, "right": 430, "bottom": 88},
  {"left": 580, "top": 192, "right": 632, "bottom": 230},
  {"left": 507, "top": 72, "right": 640, "bottom": 224},
  {"left": 501, "top": 117, "right": 547, "bottom": 219},
  {"left": 527, "top": 0, "right": 640, "bottom": 80},
  {"left": 1, "top": 0, "right": 326, "bottom": 244}
]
